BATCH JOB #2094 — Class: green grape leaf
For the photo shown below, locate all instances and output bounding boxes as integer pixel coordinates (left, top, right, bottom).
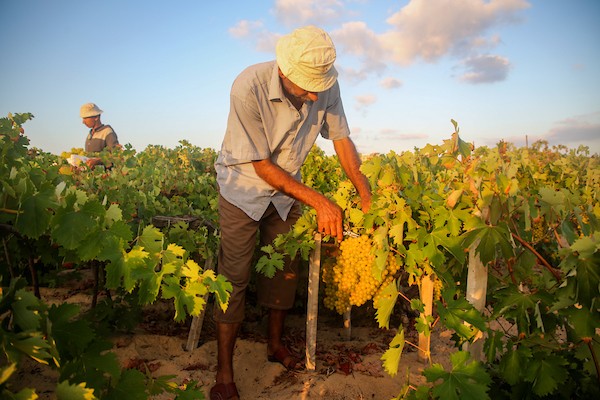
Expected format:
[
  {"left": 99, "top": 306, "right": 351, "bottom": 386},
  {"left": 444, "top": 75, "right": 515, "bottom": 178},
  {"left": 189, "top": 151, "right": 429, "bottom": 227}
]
[
  {"left": 137, "top": 225, "right": 164, "bottom": 256},
  {"left": 8, "top": 333, "right": 54, "bottom": 365},
  {"left": 60, "top": 342, "right": 120, "bottom": 393},
  {"left": 105, "top": 247, "right": 148, "bottom": 291},
  {"left": 461, "top": 223, "right": 513, "bottom": 265},
  {"left": 524, "top": 354, "right": 569, "bottom": 397},
  {"left": 562, "top": 307, "right": 599, "bottom": 340},
  {"left": 161, "top": 276, "right": 205, "bottom": 321},
  {"left": 570, "top": 236, "right": 598, "bottom": 259},
  {"left": 51, "top": 199, "right": 105, "bottom": 249},
  {"left": 104, "top": 203, "right": 122, "bottom": 226},
  {"left": 410, "top": 298, "right": 425, "bottom": 313},
  {"left": 436, "top": 294, "right": 486, "bottom": 341},
  {"left": 348, "top": 207, "right": 364, "bottom": 225},
  {"left": 76, "top": 229, "right": 108, "bottom": 261},
  {"left": 499, "top": 346, "right": 532, "bottom": 385},
  {"left": 104, "top": 369, "right": 147, "bottom": 400},
  {"left": 163, "top": 243, "right": 186, "bottom": 265},
  {"left": 374, "top": 280, "right": 399, "bottom": 329},
  {"left": 55, "top": 381, "right": 97, "bottom": 400},
  {"left": 255, "top": 245, "right": 284, "bottom": 278},
  {"left": 137, "top": 262, "right": 177, "bottom": 305},
  {"left": 0, "top": 363, "right": 17, "bottom": 386},
  {"left": 202, "top": 270, "right": 232, "bottom": 312},
  {"left": 11, "top": 387, "right": 38, "bottom": 400},
  {"left": 424, "top": 351, "right": 491, "bottom": 400},
  {"left": 429, "top": 227, "right": 465, "bottom": 264},
  {"left": 49, "top": 303, "right": 95, "bottom": 358},
  {"left": 446, "top": 189, "right": 463, "bottom": 209},
  {"left": 490, "top": 285, "right": 544, "bottom": 334},
  {"left": 484, "top": 330, "right": 505, "bottom": 364},
  {"left": 558, "top": 251, "right": 600, "bottom": 309},
  {"left": 15, "top": 185, "right": 56, "bottom": 239},
  {"left": 381, "top": 329, "right": 405, "bottom": 377},
  {"left": 11, "top": 289, "right": 42, "bottom": 331},
  {"left": 388, "top": 222, "right": 405, "bottom": 247}
]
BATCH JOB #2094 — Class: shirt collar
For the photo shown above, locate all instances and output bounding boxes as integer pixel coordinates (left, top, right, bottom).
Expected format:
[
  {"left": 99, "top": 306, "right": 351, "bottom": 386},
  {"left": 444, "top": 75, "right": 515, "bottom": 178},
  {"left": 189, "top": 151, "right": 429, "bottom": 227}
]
[{"left": 268, "top": 62, "right": 285, "bottom": 102}]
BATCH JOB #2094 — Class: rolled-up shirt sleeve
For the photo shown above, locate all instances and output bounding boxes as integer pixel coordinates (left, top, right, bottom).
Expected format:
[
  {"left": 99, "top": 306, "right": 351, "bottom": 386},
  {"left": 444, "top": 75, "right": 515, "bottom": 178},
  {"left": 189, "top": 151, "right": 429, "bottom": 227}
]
[{"left": 321, "top": 82, "right": 350, "bottom": 141}]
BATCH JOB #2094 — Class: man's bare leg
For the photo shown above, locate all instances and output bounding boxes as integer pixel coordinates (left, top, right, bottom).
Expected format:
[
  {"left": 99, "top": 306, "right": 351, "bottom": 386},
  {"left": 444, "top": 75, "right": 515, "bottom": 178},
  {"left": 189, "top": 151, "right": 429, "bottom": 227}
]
[
  {"left": 266, "top": 308, "right": 300, "bottom": 369},
  {"left": 267, "top": 308, "right": 287, "bottom": 354},
  {"left": 215, "top": 321, "right": 241, "bottom": 386}
]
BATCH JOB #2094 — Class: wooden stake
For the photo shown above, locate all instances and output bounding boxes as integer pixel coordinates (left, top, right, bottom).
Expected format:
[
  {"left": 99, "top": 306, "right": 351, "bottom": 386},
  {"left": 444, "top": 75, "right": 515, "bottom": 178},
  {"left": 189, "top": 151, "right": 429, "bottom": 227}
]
[
  {"left": 418, "top": 274, "right": 434, "bottom": 362},
  {"left": 305, "top": 233, "right": 322, "bottom": 371},
  {"left": 343, "top": 307, "right": 352, "bottom": 341},
  {"left": 185, "top": 256, "right": 214, "bottom": 352},
  {"left": 463, "top": 239, "right": 488, "bottom": 360}
]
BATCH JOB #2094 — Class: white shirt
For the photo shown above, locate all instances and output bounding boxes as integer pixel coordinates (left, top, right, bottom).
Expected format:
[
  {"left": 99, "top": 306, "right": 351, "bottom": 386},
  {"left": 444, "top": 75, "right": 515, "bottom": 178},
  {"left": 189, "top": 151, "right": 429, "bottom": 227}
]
[{"left": 215, "top": 61, "right": 350, "bottom": 221}]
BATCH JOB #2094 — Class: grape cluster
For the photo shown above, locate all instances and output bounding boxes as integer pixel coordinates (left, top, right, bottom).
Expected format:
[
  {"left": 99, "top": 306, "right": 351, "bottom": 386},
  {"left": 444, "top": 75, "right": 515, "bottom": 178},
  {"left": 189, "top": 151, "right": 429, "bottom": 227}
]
[{"left": 322, "top": 235, "right": 401, "bottom": 314}]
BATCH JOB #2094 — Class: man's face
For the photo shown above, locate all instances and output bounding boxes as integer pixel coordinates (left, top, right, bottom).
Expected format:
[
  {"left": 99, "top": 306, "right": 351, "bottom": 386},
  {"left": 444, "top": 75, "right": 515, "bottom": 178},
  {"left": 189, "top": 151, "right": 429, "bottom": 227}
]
[
  {"left": 82, "top": 116, "right": 98, "bottom": 128},
  {"left": 279, "top": 71, "right": 319, "bottom": 104}
]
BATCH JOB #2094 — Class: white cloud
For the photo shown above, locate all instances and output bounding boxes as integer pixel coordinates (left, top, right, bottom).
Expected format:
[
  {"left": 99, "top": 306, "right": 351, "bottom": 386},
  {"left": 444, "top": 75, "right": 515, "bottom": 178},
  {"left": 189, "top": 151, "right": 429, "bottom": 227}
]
[
  {"left": 354, "top": 94, "right": 377, "bottom": 112},
  {"left": 228, "top": 20, "right": 279, "bottom": 53},
  {"left": 231, "top": 0, "right": 530, "bottom": 84},
  {"left": 459, "top": 54, "right": 511, "bottom": 83},
  {"left": 332, "top": 21, "right": 388, "bottom": 79},
  {"left": 382, "top": 0, "right": 530, "bottom": 65},
  {"left": 544, "top": 113, "right": 600, "bottom": 150},
  {"left": 380, "top": 77, "right": 403, "bottom": 89},
  {"left": 484, "top": 112, "right": 600, "bottom": 154},
  {"left": 229, "top": 20, "right": 264, "bottom": 38},
  {"left": 272, "top": 0, "right": 345, "bottom": 27}
]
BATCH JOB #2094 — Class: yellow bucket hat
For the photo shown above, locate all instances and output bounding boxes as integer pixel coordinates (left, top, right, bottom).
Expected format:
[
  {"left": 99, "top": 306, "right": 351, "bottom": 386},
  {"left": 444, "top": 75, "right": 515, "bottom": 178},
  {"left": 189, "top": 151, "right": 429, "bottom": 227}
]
[
  {"left": 80, "top": 103, "right": 103, "bottom": 118},
  {"left": 276, "top": 26, "right": 338, "bottom": 92}
]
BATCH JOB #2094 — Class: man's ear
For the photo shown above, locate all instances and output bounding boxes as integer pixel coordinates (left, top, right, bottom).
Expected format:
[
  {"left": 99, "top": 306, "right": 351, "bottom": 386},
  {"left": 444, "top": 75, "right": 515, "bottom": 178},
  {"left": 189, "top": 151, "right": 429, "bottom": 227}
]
[{"left": 278, "top": 68, "right": 286, "bottom": 79}]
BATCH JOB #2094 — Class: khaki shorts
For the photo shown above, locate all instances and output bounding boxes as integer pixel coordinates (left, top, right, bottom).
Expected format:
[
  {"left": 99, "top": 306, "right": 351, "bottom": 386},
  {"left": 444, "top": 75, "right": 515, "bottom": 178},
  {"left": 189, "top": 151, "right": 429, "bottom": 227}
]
[{"left": 214, "top": 194, "right": 301, "bottom": 323}]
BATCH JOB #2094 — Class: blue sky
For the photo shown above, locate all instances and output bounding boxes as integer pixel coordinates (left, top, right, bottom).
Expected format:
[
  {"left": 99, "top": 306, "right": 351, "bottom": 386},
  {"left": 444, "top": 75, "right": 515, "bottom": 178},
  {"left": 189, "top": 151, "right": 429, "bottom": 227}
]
[{"left": 1, "top": 0, "right": 599, "bottom": 156}]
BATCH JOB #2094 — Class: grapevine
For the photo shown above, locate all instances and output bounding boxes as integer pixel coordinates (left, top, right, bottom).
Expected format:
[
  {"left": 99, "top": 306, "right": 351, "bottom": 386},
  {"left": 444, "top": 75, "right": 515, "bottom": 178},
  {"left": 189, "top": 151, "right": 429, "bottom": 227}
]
[{"left": 2, "top": 111, "right": 599, "bottom": 399}]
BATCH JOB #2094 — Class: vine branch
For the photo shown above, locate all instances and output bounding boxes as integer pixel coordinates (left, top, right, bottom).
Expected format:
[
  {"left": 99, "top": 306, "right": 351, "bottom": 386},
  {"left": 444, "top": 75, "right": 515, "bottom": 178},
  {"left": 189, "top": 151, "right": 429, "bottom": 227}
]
[
  {"left": 511, "top": 233, "right": 562, "bottom": 282},
  {"left": 586, "top": 339, "right": 600, "bottom": 385}
]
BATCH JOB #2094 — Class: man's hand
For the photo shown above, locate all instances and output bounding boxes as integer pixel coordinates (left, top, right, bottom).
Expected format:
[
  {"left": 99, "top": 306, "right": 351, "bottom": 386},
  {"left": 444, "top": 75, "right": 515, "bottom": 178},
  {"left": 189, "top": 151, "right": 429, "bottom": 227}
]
[
  {"left": 86, "top": 157, "right": 103, "bottom": 169},
  {"left": 314, "top": 198, "right": 344, "bottom": 241}
]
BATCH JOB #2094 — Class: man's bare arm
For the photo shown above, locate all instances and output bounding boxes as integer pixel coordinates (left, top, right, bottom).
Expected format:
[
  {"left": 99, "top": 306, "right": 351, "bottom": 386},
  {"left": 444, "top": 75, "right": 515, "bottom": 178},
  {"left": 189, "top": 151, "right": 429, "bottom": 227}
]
[
  {"left": 252, "top": 159, "right": 344, "bottom": 240},
  {"left": 333, "top": 137, "right": 372, "bottom": 212}
]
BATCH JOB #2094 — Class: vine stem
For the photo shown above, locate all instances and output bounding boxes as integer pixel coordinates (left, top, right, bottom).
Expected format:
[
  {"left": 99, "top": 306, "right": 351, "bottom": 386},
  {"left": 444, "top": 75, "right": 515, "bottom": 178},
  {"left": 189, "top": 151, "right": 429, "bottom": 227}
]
[
  {"left": 587, "top": 340, "right": 600, "bottom": 385},
  {"left": 511, "top": 233, "right": 562, "bottom": 282},
  {"left": 0, "top": 208, "right": 22, "bottom": 214},
  {"left": 27, "top": 255, "right": 40, "bottom": 299},
  {"left": 405, "top": 340, "right": 428, "bottom": 357},
  {"left": 2, "top": 238, "right": 15, "bottom": 278}
]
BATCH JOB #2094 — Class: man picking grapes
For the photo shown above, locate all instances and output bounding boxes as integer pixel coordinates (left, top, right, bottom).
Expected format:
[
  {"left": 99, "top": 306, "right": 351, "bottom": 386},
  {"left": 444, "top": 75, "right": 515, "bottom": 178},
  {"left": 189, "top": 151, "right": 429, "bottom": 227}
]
[{"left": 212, "top": 25, "right": 371, "bottom": 400}]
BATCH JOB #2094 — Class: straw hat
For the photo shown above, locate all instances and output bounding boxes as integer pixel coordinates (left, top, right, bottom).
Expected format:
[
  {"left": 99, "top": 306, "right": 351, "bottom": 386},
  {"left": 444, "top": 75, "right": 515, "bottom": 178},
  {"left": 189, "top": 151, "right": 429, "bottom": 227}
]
[
  {"left": 80, "top": 103, "right": 103, "bottom": 118},
  {"left": 276, "top": 26, "right": 338, "bottom": 92}
]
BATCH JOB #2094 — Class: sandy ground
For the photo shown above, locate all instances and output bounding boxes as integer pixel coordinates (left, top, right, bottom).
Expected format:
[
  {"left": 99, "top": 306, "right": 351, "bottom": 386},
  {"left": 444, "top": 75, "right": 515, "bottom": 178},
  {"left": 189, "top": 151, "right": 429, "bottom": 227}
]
[{"left": 11, "top": 271, "right": 456, "bottom": 400}]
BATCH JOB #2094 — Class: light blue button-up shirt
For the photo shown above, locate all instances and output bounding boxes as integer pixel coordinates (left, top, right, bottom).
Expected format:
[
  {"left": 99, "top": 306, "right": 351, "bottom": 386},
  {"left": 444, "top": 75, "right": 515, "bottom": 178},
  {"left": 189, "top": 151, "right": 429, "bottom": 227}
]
[{"left": 215, "top": 61, "right": 350, "bottom": 221}]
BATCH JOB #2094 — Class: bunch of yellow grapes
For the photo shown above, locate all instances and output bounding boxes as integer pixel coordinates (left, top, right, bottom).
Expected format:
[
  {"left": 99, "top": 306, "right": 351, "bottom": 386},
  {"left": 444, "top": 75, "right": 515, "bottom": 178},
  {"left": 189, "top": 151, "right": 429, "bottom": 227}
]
[{"left": 322, "top": 235, "right": 401, "bottom": 314}]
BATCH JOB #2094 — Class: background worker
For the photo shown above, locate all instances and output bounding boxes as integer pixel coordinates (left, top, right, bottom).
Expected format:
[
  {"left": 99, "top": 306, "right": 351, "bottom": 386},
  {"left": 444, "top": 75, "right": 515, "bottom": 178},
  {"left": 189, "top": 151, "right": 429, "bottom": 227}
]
[
  {"left": 80, "top": 102, "right": 119, "bottom": 168},
  {"left": 211, "top": 25, "right": 372, "bottom": 400}
]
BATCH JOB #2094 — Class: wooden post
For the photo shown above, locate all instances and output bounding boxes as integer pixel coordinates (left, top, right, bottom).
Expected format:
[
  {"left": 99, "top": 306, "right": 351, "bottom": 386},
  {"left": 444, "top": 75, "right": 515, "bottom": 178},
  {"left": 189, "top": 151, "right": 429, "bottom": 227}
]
[
  {"left": 305, "top": 233, "right": 322, "bottom": 371},
  {"left": 185, "top": 256, "right": 214, "bottom": 352},
  {"left": 343, "top": 307, "right": 352, "bottom": 341},
  {"left": 462, "top": 239, "right": 488, "bottom": 360},
  {"left": 418, "top": 274, "right": 434, "bottom": 362}
]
